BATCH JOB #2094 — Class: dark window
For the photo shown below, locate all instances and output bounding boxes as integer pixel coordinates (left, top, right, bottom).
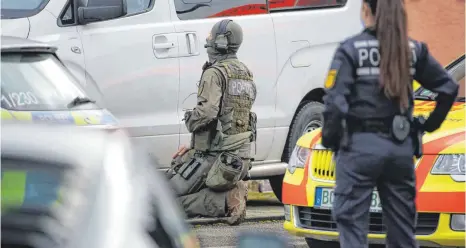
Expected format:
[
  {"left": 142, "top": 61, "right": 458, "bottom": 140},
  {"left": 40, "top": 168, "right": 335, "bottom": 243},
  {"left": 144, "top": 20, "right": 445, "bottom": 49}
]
[
  {"left": 1, "top": 53, "right": 99, "bottom": 111},
  {"left": 60, "top": 1, "right": 75, "bottom": 25},
  {"left": 1, "top": 0, "right": 50, "bottom": 19},
  {"left": 87, "top": 0, "right": 154, "bottom": 17},
  {"left": 58, "top": 0, "right": 153, "bottom": 26},
  {"left": 174, "top": 0, "right": 267, "bottom": 20},
  {"left": 126, "top": 0, "right": 152, "bottom": 15},
  {"left": 126, "top": 0, "right": 153, "bottom": 15},
  {"left": 270, "top": 0, "right": 347, "bottom": 12}
]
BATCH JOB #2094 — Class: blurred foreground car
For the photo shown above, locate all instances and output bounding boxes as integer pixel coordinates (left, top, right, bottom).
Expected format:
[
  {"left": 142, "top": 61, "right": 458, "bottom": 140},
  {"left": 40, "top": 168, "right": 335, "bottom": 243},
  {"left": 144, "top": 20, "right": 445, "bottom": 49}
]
[
  {"left": 1, "top": 124, "right": 199, "bottom": 248},
  {"left": 282, "top": 55, "right": 466, "bottom": 247},
  {"left": 1, "top": 36, "right": 117, "bottom": 128}
]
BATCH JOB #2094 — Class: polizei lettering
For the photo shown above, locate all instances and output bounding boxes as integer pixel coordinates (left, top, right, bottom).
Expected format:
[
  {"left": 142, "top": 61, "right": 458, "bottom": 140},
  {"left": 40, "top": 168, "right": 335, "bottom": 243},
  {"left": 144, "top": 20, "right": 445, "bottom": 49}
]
[
  {"left": 354, "top": 40, "right": 417, "bottom": 76},
  {"left": 229, "top": 79, "right": 256, "bottom": 99}
]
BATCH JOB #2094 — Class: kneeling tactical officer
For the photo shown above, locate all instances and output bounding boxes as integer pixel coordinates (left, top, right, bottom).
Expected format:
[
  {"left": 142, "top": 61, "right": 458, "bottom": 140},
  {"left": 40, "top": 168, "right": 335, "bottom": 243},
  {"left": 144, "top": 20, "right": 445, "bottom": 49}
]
[
  {"left": 321, "top": 0, "right": 459, "bottom": 247},
  {"left": 166, "top": 19, "right": 257, "bottom": 226}
]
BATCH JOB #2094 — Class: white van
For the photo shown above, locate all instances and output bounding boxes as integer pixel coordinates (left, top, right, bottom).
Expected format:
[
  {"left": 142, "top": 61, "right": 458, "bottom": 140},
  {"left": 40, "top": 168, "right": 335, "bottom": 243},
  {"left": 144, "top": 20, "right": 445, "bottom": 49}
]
[{"left": 1, "top": 0, "right": 362, "bottom": 200}]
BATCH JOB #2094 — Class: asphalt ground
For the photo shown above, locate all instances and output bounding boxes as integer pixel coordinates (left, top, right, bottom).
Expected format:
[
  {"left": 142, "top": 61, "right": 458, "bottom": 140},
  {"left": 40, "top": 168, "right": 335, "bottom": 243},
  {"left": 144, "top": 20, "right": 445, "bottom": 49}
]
[
  {"left": 189, "top": 196, "right": 309, "bottom": 248},
  {"left": 192, "top": 220, "right": 309, "bottom": 248}
]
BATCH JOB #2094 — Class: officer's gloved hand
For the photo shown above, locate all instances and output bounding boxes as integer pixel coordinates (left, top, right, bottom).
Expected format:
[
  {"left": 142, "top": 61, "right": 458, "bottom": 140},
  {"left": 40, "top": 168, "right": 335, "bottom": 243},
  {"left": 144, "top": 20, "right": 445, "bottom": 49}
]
[{"left": 413, "top": 116, "right": 427, "bottom": 133}]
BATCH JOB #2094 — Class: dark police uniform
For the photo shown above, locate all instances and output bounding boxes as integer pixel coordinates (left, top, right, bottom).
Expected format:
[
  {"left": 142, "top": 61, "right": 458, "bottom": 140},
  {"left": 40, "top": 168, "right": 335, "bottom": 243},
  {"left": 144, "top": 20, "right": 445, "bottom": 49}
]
[{"left": 322, "top": 28, "right": 459, "bottom": 248}]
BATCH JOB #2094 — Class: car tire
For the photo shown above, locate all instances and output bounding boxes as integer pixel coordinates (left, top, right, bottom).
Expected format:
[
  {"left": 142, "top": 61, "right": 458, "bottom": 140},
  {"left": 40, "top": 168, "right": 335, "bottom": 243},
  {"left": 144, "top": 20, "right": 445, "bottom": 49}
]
[
  {"left": 305, "top": 238, "right": 340, "bottom": 248},
  {"left": 269, "top": 101, "right": 325, "bottom": 201}
]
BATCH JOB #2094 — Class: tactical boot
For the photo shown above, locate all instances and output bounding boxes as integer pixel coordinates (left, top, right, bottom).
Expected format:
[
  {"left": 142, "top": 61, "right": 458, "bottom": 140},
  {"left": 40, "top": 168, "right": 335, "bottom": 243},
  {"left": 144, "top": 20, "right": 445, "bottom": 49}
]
[{"left": 226, "top": 181, "right": 248, "bottom": 225}]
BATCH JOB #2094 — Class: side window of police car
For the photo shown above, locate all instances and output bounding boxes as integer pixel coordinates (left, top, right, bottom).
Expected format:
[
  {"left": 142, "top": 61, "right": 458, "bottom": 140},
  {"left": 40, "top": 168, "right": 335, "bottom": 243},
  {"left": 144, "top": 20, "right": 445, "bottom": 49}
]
[{"left": 59, "top": 0, "right": 153, "bottom": 25}]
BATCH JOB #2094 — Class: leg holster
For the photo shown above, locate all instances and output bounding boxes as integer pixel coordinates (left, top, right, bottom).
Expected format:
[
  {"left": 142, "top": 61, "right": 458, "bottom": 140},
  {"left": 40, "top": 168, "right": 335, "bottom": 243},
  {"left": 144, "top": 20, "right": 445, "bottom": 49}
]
[{"left": 169, "top": 153, "right": 214, "bottom": 196}]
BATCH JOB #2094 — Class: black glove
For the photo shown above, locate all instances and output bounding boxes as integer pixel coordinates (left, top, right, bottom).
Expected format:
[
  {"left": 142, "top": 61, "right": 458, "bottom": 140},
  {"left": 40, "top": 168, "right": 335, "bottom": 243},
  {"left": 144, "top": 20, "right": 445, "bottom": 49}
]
[
  {"left": 413, "top": 115, "right": 427, "bottom": 132},
  {"left": 412, "top": 115, "right": 426, "bottom": 158}
]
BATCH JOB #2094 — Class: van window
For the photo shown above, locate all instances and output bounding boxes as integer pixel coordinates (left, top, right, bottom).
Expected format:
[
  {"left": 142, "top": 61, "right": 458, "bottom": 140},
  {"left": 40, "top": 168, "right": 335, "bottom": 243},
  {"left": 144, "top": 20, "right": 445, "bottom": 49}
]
[
  {"left": 1, "top": 0, "right": 50, "bottom": 19},
  {"left": 1, "top": 53, "right": 99, "bottom": 111},
  {"left": 126, "top": 0, "right": 153, "bottom": 15},
  {"left": 59, "top": 0, "right": 153, "bottom": 25},
  {"left": 270, "top": 0, "right": 346, "bottom": 11},
  {"left": 291, "top": 0, "right": 346, "bottom": 8},
  {"left": 60, "top": 1, "right": 75, "bottom": 25},
  {"left": 174, "top": 0, "right": 267, "bottom": 20}
]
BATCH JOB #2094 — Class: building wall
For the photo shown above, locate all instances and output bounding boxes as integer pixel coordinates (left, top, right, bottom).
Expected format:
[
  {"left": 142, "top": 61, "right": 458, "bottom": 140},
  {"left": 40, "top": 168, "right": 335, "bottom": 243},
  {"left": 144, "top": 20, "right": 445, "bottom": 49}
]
[{"left": 406, "top": 0, "right": 465, "bottom": 66}]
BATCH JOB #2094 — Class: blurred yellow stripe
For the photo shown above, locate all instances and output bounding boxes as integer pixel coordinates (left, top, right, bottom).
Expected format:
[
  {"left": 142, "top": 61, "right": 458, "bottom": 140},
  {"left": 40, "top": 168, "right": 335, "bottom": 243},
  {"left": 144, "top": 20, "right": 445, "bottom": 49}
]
[
  {"left": 2, "top": 171, "right": 27, "bottom": 209},
  {"left": 11, "top": 112, "right": 32, "bottom": 121},
  {"left": 1, "top": 109, "right": 13, "bottom": 120}
]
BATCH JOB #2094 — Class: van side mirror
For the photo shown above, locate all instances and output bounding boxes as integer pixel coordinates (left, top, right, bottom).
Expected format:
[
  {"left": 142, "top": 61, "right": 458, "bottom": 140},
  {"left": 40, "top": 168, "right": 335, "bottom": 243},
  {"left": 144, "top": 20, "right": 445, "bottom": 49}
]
[
  {"left": 77, "top": 0, "right": 127, "bottom": 25},
  {"left": 237, "top": 232, "right": 288, "bottom": 248}
]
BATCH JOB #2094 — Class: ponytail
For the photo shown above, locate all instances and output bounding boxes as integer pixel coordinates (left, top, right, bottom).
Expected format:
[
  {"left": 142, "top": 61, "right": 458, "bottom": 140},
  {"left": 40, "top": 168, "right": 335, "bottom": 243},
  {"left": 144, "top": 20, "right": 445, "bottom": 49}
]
[{"left": 369, "top": 0, "right": 411, "bottom": 110}]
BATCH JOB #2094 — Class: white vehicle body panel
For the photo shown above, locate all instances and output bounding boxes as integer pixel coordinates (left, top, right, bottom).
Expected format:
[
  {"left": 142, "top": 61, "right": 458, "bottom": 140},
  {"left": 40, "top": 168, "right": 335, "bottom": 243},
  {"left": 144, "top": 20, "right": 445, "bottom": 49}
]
[{"left": 1, "top": 0, "right": 362, "bottom": 175}]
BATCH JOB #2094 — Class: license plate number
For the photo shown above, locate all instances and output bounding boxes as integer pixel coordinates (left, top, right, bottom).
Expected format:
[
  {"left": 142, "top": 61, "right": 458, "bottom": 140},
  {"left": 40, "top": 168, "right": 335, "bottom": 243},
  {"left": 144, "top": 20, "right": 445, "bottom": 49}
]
[{"left": 314, "top": 187, "right": 382, "bottom": 212}]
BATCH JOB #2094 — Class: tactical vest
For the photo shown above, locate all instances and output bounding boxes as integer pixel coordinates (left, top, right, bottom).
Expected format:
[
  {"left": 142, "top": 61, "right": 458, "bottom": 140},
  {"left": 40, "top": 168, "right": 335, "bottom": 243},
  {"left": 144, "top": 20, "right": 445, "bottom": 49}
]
[
  {"left": 191, "top": 59, "right": 257, "bottom": 154},
  {"left": 212, "top": 59, "right": 257, "bottom": 135}
]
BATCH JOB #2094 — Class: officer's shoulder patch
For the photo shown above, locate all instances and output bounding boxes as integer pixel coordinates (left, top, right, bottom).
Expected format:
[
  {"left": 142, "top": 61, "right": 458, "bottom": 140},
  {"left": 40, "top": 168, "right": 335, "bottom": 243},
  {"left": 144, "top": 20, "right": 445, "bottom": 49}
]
[{"left": 324, "top": 59, "right": 342, "bottom": 89}]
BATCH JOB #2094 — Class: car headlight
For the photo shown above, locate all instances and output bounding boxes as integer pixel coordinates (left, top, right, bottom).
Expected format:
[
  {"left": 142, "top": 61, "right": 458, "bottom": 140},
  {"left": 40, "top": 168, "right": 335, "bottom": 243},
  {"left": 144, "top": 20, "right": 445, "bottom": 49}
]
[
  {"left": 287, "top": 146, "right": 310, "bottom": 174},
  {"left": 431, "top": 154, "right": 465, "bottom": 175}
]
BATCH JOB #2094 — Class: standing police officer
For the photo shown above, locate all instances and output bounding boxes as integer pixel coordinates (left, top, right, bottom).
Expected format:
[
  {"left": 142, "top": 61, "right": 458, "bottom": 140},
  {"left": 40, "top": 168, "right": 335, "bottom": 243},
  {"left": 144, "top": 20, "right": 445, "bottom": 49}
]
[
  {"left": 322, "top": 0, "right": 459, "bottom": 247},
  {"left": 169, "top": 19, "right": 257, "bottom": 226}
]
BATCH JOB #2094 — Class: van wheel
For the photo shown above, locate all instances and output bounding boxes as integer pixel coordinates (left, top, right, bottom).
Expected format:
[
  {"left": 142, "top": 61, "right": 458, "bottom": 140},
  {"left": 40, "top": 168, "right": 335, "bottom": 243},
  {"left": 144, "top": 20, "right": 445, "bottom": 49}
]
[
  {"left": 269, "top": 101, "right": 324, "bottom": 202},
  {"left": 305, "top": 238, "right": 340, "bottom": 248}
]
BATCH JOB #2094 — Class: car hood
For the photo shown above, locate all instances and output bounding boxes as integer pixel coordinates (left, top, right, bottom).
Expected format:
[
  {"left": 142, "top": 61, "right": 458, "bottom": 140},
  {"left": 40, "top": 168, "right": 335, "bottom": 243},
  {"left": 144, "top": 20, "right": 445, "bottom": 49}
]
[
  {"left": 297, "top": 101, "right": 465, "bottom": 155},
  {"left": 1, "top": 18, "right": 30, "bottom": 38}
]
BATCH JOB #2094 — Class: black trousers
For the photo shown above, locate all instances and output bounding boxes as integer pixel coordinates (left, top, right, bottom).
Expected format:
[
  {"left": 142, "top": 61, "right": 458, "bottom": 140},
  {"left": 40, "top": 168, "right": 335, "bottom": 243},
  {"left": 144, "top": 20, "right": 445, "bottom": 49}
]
[{"left": 332, "top": 132, "right": 418, "bottom": 248}]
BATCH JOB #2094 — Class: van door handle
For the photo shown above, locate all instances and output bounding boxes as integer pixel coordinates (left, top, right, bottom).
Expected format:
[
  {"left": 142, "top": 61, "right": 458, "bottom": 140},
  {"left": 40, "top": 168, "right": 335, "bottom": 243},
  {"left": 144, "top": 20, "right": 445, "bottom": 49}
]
[
  {"left": 153, "top": 42, "right": 176, "bottom": 50},
  {"left": 186, "top": 33, "right": 198, "bottom": 54}
]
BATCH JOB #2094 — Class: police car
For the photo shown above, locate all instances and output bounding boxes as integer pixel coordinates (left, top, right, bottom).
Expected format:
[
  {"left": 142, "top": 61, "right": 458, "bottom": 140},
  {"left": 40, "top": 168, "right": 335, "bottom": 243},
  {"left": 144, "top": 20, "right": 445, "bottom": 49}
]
[
  {"left": 1, "top": 36, "right": 118, "bottom": 128},
  {"left": 282, "top": 54, "right": 465, "bottom": 248},
  {"left": 1, "top": 124, "right": 200, "bottom": 248}
]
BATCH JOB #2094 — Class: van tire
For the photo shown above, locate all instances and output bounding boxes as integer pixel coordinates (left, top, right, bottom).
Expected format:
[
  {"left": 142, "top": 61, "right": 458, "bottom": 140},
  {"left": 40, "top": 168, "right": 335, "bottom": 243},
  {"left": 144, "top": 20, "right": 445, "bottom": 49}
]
[
  {"left": 305, "top": 238, "right": 339, "bottom": 248},
  {"left": 269, "top": 101, "right": 324, "bottom": 202}
]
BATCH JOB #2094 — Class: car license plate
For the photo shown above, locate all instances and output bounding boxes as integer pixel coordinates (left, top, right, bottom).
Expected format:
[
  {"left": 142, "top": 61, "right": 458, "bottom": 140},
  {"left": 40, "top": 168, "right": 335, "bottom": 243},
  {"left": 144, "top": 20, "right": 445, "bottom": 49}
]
[{"left": 314, "top": 187, "right": 382, "bottom": 212}]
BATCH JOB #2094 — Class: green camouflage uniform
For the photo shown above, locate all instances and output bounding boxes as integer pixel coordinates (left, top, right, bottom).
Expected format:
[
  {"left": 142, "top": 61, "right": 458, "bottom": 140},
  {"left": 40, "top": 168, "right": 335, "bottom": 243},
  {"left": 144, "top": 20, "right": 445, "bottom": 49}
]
[{"left": 179, "top": 55, "right": 256, "bottom": 218}]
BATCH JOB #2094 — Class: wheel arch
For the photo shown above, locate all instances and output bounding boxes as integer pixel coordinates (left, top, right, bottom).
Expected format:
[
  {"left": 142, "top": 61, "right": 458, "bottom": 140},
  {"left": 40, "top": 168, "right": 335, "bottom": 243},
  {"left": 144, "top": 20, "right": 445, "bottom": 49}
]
[{"left": 281, "top": 87, "right": 326, "bottom": 162}]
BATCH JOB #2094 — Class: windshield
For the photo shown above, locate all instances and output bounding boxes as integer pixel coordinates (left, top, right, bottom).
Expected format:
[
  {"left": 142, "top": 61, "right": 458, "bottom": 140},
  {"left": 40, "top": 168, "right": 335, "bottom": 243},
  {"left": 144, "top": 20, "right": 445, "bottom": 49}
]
[
  {"left": 1, "top": 53, "right": 99, "bottom": 111},
  {"left": 1, "top": 0, "right": 49, "bottom": 19}
]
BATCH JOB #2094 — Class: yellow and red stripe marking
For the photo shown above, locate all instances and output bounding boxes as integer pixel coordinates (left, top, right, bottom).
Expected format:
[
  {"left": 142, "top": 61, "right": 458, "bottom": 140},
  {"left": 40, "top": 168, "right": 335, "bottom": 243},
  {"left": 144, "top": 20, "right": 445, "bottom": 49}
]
[
  {"left": 415, "top": 101, "right": 464, "bottom": 112},
  {"left": 416, "top": 131, "right": 465, "bottom": 213},
  {"left": 283, "top": 128, "right": 465, "bottom": 213},
  {"left": 282, "top": 133, "right": 321, "bottom": 205}
]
